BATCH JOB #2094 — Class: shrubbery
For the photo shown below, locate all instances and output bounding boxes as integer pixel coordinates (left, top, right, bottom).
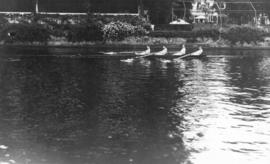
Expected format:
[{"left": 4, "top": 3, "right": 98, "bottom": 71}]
[
  {"left": 222, "top": 26, "right": 266, "bottom": 44},
  {"left": 102, "top": 21, "right": 147, "bottom": 41},
  {"left": 0, "top": 23, "right": 50, "bottom": 43},
  {"left": 38, "top": 18, "right": 68, "bottom": 37},
  {"left": 92, "top": 15, "right": 152, "bottom": 31},
  {"left": 0, "top": 14, "right": 151, "bottom": 43},
  {"left": 149, "top": 28, "right": 220, "bottom": 40},
  {"left": 2, "top": 14, "right": 268, "bottom": 46},
  {"left": 194, "top": 29, "right": 220, "bottom": 40},
  {"left": 150, "top": 26, "right": 269, "bottom": 45},
  {"left": 0, "top": 15, "right": 8, "bottom": 28},
  {"left": 149, "top": 31, "right": 193, "bottom": 38},
  {"left": 66, "top": 21, "right": 104, "bottom": 42}
]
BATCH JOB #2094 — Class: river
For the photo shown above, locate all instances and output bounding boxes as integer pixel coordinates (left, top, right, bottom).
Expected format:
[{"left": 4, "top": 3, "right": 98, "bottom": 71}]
[{"left": 0, "top": 47, "right": 270, "bottom": 164}]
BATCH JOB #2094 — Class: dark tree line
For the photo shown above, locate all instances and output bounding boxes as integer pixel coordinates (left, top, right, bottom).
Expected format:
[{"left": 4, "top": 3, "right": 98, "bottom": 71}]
[
  {"left": 0, "top": 0, "right": 33, "bottom": 11},
  {"left": 142, "top": 0, "right": 194, "bottom": 24},
  {"left": 0, "top": 0, "right": 194, "bottom": 24},
  {"left": 219, "top": 0, "right": 270, "bottom": 24},
  {"left": 1, "top": 0, "right": 269, "bottom": 24},
  {"left": 0, "top": 0, "right": 138, "bottom": 13}
]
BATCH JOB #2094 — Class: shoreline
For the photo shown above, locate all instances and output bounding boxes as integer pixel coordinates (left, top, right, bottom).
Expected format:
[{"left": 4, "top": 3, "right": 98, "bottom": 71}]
[{"left": 2, "top": 41, "right": 270, "bottom": 50}]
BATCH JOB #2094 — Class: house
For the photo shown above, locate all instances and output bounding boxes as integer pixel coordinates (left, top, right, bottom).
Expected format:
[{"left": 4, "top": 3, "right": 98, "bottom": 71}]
[{"left": 191, "top": 0, "right": 226, "bottom": 24}]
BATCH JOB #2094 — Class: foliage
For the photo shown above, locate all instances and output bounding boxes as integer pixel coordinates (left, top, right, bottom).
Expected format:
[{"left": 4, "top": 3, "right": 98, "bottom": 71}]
[
  {"left": 194, "top": 28, "right": 220, "bottom": 40},
  {"left": 149, "top": 28, "right": 220, "bottom": 40},
  {"left": 0, "top": 15, "right": 8, "bottom": 28},
  {"left": 0, "top": 14, "right": 151, "bottom": 42},
  {"left": 143, "top": 0, "right": 173, "bottom": 24},
  {"left": 0, "top": 23, "right": 50, "bottom": 43},
  {"left": 66, "top": 21, "right": 104, "bottom": 42},
  {"left": 90, "top": 15, "right": 152, "bottom": 31},
  {"left": 150, "top": 30, "right": 192, "bottom": 38},
  {"left": 150, "top": 25, "right": 267, "bottom": 45},
  {"left": 222, "top": 25, "right": 266, "bottom": 44},
  {"left": 224, "top": 1, "right": 254, "bottom": 24},
  {"left": 172, "top": 0, "right": 195, "bottom": 22},
  {"left": 102, "top": 21, "right": 148, "bottom": 41},
  {"left": 216, "top": 0, "right": 270, "bottom": 25},
  {"left": 143, "top": 0, "right": 194, "bottom": 24}
]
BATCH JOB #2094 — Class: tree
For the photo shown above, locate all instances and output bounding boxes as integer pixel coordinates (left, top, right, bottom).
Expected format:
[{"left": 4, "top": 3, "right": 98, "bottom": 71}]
[
  {"left": 142, "top": 0, "right": 172, "bottom": 24},
  {"left": 142, "top": 0, "right": 193, "bottom": 24},
  {"left": 218, "top": 0, "right": 270, "bottom": 25},
  {"left": 172, "top": 0, "right": 194, "bottom": 21}
]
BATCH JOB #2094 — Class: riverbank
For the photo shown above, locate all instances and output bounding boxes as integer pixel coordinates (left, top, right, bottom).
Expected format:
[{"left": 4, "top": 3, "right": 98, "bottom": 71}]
[
  {"left": 1, "top": 35, "right": 270, "bottom": 49},
  {"left": 2, "top": 39, "right": 270, "bottom": 50},
  {"left": 1, "top": 14, "right": 270, "bottom": 49}
]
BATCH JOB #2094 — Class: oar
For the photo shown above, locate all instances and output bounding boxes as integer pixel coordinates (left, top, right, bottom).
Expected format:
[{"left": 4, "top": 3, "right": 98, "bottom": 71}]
[
  {"left": 134, "top": 53, "right": 153, "bottom": 59},
  {"left": 176, "top": 53, "right": 191, "bottom": 59},
  {"left": 120, "top": 53, "right": 152, "bottom": 61}
]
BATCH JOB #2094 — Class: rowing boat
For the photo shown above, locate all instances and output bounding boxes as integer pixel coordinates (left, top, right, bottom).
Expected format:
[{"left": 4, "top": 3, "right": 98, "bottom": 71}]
[
  {"left": 179, "top": 46, "right": 204, "bottom": 59},
  {"left": 144, "top": 48, "right": 205, "bottom": 60}
]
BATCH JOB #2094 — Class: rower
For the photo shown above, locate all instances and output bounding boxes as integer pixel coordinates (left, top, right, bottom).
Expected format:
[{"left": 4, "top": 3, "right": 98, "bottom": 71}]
[
  {"left": 154, "top": 46, "right": 167, "bottom": 56},
  {"left": 173, "top": 44, "right": 186, "bottom": 56},
  {"left": 190, "top": 46, "right": 203, "bottom": 56},
  {"left": 135, "top": 46, "right": 151, "bottom": 56}
]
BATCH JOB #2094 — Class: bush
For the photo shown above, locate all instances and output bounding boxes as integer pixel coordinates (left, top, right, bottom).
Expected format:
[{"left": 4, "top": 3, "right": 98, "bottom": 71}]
[
  {"left": 222, "top": 26, "right": 265, "bottom": 44},
  {"left": 37, "top": 18, "right": 66, "bottom": 37},
  {"left": 0, "top": 14, "right": 151, "bottom": 43},
  {"left": 0, "top": 23, "right": 50, "bottom": 43},
  {"left": 0, "top": 15, "right": 8, "bottom": 28},
  {"left": 66, "top": 21, "right": 103, "bottom": 42},
  {"left": 149, "top": 28, "right": 220, "bottom": 40},
  {"left": 149, "top": 31, "right": 193, "bottom": 38},
  {"left": 127, "top": 16, "right": 152, "bottom": 31},
  {"left": 92, "top": 15, "right": 151, "bottom": 31},
  {"left": 194, "top": 28, "right": 220, "bottom": 40},
  {"left": 102, "top": 21, "right": 147, "bottom": 41}
]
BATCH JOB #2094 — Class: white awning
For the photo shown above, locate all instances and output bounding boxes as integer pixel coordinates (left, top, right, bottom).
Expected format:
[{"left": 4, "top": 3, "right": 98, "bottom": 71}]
[
  {"left": 170, "top": 19, "right": 190, "bottom": 25},
  {"left": 195, "top": 15, "right": 206, "bottom": 19}
]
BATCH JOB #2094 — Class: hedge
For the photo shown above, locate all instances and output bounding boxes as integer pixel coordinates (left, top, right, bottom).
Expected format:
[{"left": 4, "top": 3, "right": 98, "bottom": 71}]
[
  {"left": 222, "top": 26, "right": 266, "bottom": 44},
  {"left": 0, "top": 23, "right": 50, "bottom": 43}
]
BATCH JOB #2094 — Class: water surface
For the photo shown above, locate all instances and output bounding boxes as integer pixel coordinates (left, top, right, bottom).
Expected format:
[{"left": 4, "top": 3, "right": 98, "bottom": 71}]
[{"left": 0, "top": 47, "right": 270, "bottom": 164}]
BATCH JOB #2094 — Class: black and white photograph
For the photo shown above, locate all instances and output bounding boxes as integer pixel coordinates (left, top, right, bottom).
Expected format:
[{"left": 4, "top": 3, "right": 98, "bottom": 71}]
[{"left": 0, "top": 0, "right": 270, "bottom": 164}]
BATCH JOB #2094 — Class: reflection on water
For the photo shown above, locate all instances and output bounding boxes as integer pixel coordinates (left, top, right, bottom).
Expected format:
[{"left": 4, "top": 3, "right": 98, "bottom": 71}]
[
  {"left": 179, "top": 55, "right": 270, "bottom": 164},
  {"left": 0, "top": 47, "right": 270, "bottom": 164}
]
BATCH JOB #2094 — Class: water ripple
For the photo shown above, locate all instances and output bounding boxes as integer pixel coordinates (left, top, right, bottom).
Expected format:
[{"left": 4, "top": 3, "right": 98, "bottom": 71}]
[{"left": 0, "top": 48, "right": 270, "bottom": 164}]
